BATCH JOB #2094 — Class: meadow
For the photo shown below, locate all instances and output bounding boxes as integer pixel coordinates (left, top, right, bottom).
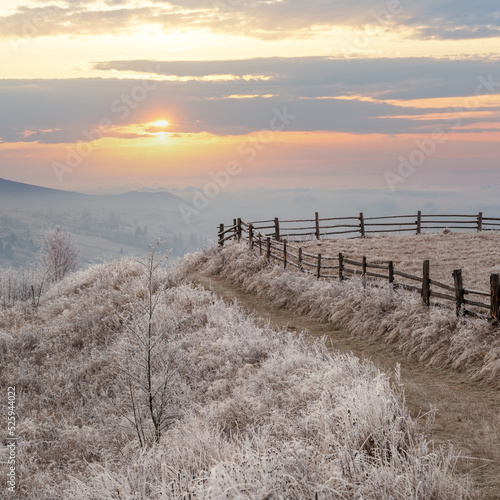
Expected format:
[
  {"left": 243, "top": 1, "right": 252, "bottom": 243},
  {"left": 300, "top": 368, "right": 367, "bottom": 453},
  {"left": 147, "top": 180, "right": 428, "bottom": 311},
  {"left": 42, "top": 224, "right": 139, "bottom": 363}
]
[
  {"left": 185, "top": 238, "right": 500, "bottom": 385},
  {"left": 301, "top": 231, "right": 500, "bottom": 292},
  {"left": 0, "top": 245, "right": 473, "bottom": 499}
]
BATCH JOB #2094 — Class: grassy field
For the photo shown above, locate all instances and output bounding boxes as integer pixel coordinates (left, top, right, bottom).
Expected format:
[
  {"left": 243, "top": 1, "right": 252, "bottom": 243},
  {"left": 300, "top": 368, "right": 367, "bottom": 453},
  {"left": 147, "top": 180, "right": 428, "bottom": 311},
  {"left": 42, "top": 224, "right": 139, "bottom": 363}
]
[
  {"left": 300, "top": 231, "right": 500, "bottom": 292},
  {"left": 0, "top": 250, "right": 473, "bottom": 499},
  {"left": 184, "top": 239, "right": 500, "bottom": 385}
]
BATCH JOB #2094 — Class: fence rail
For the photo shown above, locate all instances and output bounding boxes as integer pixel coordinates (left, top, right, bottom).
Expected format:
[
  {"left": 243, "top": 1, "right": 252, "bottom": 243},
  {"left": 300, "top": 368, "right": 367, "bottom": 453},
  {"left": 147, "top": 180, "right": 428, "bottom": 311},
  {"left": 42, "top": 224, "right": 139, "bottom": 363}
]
[
  {"left": 217, "top": 212, "right": 500, "bottom": 324},
  {"left": 225, "top": 211, "right": 499, "bottom": 242}
]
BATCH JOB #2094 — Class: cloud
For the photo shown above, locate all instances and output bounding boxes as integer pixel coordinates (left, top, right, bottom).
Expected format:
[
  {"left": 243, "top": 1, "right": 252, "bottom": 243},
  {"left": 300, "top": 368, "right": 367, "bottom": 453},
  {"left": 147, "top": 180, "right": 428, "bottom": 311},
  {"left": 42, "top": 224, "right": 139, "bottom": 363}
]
[
  {"left": 1, "top": 0, "right": 499, "bottom": 41},
  {"left": 93, "top": 56, "right": 500, "bottom": 98},
  {"left": 0, "top": 57, "right": 499, "bottom": 143}
]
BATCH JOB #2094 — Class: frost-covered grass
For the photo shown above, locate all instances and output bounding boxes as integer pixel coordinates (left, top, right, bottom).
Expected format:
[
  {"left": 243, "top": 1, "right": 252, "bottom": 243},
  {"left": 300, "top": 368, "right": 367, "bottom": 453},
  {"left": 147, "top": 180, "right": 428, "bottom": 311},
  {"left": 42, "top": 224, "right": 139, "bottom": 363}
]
[
  {"left": 301, "top": 231, "right": 500, "bottom": 292},
  {"left": 180, "top": 242, "right": 500, "bottom": 385},
  {"left": 0, "top": 255, "right": 473, "bottom": 498}
]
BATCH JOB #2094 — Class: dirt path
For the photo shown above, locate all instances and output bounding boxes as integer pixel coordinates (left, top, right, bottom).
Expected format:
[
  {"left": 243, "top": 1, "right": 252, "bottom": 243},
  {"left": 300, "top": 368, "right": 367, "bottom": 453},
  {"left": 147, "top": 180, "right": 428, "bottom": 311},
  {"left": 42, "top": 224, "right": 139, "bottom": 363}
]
[{"left": 194, "top": 273, "right": 500, "bottom": 499}]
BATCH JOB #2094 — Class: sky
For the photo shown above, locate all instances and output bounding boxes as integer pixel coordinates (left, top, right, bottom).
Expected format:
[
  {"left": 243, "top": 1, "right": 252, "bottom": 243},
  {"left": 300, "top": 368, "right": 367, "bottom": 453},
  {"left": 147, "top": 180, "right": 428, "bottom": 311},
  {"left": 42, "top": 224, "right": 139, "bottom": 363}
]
[{"left": 1, "top": 0, "right": 500, "bottom": 196}]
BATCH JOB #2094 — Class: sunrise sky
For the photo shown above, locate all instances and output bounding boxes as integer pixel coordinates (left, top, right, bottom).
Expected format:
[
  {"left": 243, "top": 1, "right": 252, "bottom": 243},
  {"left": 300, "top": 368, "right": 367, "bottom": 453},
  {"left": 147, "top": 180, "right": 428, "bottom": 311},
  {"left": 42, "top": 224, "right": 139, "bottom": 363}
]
[{"left": 1, "top": 0, "right": 500, "bottom": 193}]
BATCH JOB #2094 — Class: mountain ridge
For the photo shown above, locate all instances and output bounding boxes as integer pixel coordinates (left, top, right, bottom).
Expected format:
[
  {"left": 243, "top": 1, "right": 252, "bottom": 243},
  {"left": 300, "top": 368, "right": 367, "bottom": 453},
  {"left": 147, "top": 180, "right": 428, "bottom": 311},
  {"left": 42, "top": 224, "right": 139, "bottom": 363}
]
[{"left": 0, "top": 177, "right": 185, "bottom": 208}]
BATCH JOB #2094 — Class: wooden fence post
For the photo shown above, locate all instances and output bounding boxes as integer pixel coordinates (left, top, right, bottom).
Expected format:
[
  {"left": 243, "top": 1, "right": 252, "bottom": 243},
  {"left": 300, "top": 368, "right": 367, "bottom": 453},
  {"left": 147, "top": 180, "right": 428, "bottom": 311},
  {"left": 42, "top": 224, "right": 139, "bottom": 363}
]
[
  {"left": 453, "top": 269, "right": 465, "bottom": 317},
  {"left": 388, "top": 261, "right": 394, "bottom": 285},
  {"left": 237, "top": 218, "right": 242, "bottom": 242},
  {"left": 274, "top": 217, "right": 280, "bottom": 241},
  {"left": 219, "top": 223, "right": 224, "bottom": 247},
  {"left": 283, "top": 239, "right": 287, "bottom": 268},
  {"left": 233, "top": 218, "right": 237, "bottom": 239},
  {"left": 338, "top": 252, "right": 344, "bottom": 281},
  {"left": 422, "top": 259, "right": 431, "bottom": 306},
  {"left": 315, "top": 212, "right": 320, "bottom": 240},
  {"left": 490, "top": 273, "right": 500, "bottom": 323},
  {"left": 362, "top": 255, "right": 367, "bottom": 288},
  {"left": 266, "top": 237, "right": 271, "bottom": 261},
  {"left": 258, "top": 233, "right": 262, "bottom": 255},
  {"left": 359, "top": 212, "right": 365, "bottom": 237},
  {"left": 417, "top": 211, "right": 422, "bottom": 235},
  {"left": 478, "top": 212, "right": 483, "bottom": 232},
  {"left": 298, "top": 247, "right": 303, "bottom": 272},
  {"left": 249, "top": 224, "right": 254, "bottom": 248},
  {"left": 317, "top": 253, "right": 322, "bottom": 279}
]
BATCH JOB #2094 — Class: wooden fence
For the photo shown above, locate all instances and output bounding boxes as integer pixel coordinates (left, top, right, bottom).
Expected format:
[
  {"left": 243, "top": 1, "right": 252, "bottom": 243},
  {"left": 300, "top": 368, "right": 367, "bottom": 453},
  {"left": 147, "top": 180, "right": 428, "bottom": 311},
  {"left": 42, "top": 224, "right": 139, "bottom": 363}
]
[
  {"left": 217, "top": 212, "right": 500, "bottom": 323},
  {"left": 219, "top": 211, "right": 500, "bottom": 243}
]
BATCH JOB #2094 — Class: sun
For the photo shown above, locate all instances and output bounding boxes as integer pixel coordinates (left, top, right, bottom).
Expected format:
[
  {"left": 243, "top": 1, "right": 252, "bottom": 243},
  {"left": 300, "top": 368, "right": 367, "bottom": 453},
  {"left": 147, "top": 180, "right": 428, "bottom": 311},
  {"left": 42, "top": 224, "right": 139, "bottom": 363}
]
[{"left": 152, "top": 120, "right": 169, "bottom": 127}]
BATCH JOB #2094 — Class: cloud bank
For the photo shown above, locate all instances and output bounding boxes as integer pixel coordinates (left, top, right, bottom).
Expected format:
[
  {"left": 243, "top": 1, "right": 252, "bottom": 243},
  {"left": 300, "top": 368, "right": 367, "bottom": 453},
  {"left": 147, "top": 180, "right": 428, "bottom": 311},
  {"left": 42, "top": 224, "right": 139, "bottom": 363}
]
[
  {"left": 1, "top": 0, "right": 499, "bottom": 41},
  {"left": 1, "top": 57, "right": 499, "bottom": 144}
]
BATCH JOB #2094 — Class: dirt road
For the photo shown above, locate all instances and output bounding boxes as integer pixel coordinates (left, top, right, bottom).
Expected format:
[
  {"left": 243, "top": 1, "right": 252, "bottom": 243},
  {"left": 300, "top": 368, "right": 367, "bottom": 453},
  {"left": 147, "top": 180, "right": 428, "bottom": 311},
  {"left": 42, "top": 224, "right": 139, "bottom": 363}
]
[{"left": 194, "top": 273, "right": 500, "bottom": 499}]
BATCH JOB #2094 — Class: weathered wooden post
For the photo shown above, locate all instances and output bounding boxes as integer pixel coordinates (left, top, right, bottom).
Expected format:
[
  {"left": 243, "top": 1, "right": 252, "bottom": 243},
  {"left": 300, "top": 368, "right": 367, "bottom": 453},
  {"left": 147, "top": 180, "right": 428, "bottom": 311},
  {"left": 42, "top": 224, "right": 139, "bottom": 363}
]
[
  {"left": 315, "top": 212, "right": 320, "bottom": 240},
  {"left": 339, "top": 252, "right": 344, "bottom": 281},
  {"left": 274, "top": 217, "right": 280, "bottom": 241},
  {"left": 317, "top": 253, "right": 322, "bottom": 279},
  {"left": 237, "top": 218, "right": 242, "bottom": 242},
  {"left": 359, "top": 212, "right": 365, "bottom": 238},
  {"left": 249, "top": 224, "right": 254, "bottom": 248},
  {"left": 478, "top": 212, "right": 483, "bottom": 232},
  {"left": 219, "top": 223, "right": 224, "bottom": 247},
  {"left": 298, "top": 247, "right": 303, "bottom": 272},
  {"left": 453, "top": 269, "right": 465, "bottom": 317},
  {"left": 388, "top": 261, "right": 394, "bottom": 285},
  {"left": 422, "top": 259, "right": 431, "bottom": 306},
  {"left": 283, "top": 239, "right": 287, "bottom": 268},
  {"left": 233, "top": 218, "right": 237, "bottom": 239},
  {"left": 266, "top": 237, "right": 271, "bottom": 261},
  {"left": 417, "top": 211, "right": 422, "bottom": 235},
  {"left": 258, "top": 233, "right": 262, "bottom": 255},
  {"left": 362, "top": 255, "right": 367, "bottom": 288},
  {"left": 490, "top": 273, "right": 500, "bottom": 323}
]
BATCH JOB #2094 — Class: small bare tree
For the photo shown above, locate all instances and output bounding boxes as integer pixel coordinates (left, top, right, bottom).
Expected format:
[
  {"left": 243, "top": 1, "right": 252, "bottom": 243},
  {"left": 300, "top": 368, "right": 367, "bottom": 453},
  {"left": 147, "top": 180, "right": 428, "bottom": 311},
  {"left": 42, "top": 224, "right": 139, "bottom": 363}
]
[
  {"left": 115, "top": 240, "right": 182, "bottom": 447},
  {"left": 41, "top": 226, "right": 79, "bottom": 282}
]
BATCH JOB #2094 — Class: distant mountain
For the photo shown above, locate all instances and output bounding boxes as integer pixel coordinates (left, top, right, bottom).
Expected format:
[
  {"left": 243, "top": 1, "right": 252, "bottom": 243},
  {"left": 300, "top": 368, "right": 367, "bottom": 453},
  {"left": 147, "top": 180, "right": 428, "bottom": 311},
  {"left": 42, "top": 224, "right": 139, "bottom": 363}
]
[
  {"left": 0, "top": 177, "right": 86, "bottom": 199},
  {"left": 0, "top": 178, "right": 185, "bottom": 210}
]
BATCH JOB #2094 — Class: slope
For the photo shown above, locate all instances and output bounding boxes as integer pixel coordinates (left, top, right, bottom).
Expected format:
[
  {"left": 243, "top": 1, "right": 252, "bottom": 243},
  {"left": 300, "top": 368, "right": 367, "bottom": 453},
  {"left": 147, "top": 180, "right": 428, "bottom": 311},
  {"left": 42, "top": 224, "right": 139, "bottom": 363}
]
[{"left": 189, "top": 257, "right": 500, "bottom": 499}]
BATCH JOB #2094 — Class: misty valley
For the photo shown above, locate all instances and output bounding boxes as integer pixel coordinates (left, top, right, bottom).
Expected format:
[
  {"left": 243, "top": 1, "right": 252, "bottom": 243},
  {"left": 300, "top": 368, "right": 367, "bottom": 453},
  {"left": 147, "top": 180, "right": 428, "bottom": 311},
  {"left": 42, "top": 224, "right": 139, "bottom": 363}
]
[{"left": 0, "top": 178, "right": 208, "bottom": 268}]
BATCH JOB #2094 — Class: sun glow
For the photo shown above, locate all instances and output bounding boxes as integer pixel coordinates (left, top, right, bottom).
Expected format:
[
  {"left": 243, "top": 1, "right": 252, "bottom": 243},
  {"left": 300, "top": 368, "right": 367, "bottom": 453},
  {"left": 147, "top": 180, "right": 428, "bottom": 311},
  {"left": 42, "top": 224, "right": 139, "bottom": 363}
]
[{"left": 152, "top": 120, "right": 169, "bottom": 127}]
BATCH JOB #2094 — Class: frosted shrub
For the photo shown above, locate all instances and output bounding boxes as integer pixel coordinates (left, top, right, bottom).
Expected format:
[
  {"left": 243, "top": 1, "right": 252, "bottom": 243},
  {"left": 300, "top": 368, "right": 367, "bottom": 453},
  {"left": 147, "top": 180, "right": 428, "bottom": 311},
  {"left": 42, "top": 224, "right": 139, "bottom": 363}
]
[
  {"left": 1, "top": 252, "right": 472, "bottom": 498},
  {"left": 72, "top": 311, "right": 470, "bottom": 499},
  {"left": 182, "top": 242, "right": 500, "bottom": 385},
  {"left": 0, "top": 263, "right": 49, "bottom": 308}
]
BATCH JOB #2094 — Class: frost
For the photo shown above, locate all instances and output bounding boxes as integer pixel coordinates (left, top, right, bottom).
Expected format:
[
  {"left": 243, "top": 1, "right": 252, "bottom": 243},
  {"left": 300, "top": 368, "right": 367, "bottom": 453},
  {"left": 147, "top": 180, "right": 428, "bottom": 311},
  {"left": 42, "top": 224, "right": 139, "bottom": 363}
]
[{"left": 0, "top": 250, "right": 473, "bottom": 499}]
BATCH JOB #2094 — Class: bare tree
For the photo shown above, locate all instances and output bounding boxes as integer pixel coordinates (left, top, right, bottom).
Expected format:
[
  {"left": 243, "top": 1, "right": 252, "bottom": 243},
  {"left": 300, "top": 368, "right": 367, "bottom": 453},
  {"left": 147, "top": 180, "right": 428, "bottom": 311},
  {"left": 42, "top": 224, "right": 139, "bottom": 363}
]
[
  {"left": 115, "top": 240, "right": 182, "bottom": 447},
  {"left": 41, "top": 226, "right": 80, "bottom": 282}
]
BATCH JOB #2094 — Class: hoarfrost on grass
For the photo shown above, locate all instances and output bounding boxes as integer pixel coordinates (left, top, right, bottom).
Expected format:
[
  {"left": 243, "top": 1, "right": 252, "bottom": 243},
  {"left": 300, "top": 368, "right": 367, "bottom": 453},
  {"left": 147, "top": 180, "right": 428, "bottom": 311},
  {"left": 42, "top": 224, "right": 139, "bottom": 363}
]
[
  {"left": 302, "top": 231, "right": 500, "bottom": 291},
  {"left": 179, "top": 241, "right": 500, "bottom": 385},
  {"left": 0, "top": 252, "right": 473, "bottom": 498}
]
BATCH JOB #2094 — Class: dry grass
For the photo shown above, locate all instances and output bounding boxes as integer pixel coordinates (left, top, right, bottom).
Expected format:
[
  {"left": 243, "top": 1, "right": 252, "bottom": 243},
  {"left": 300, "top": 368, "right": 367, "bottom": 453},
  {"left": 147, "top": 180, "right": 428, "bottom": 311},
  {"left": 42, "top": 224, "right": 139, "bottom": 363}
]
[
  {"left": 180, "top": 241, "right": 500, "bottom": 385},
  {"left": 301, "top": 231, "right": 500, "bottom": 291},
  {"left": 0, "top": 253, "right": 474, "bottom": 499}
]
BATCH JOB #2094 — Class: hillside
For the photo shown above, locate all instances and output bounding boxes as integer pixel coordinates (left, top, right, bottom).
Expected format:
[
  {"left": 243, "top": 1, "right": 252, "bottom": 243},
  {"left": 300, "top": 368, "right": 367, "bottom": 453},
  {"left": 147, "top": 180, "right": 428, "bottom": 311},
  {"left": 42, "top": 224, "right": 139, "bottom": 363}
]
[
  {"left": 0, "top": 178, "right": 207, "bottom": 266},
  {"left": 183, "top": 240, "right": 500, "bottom": 384},
  {"left": 193, "top": 272, "right": 500, "bottom": 498},
  {"left": 0, "top": 250, "right": 472, "bottom": 499},
  {"left": 301, "top": 231, "right": 500, "bottom": 292},
  {"left": 0, "top": 178, "right": 184, "bottom": 208}
]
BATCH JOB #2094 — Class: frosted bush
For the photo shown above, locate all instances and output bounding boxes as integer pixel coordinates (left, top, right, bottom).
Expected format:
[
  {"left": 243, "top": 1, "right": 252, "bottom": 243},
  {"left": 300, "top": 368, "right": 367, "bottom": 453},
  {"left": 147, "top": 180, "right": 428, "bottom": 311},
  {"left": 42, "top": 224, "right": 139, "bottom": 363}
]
[
  {"left": 180, "top": 242, "right": 500, "bottom": 385},
  {"left": 0, "top": 253, "right": 473, "bottom": 498}
]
